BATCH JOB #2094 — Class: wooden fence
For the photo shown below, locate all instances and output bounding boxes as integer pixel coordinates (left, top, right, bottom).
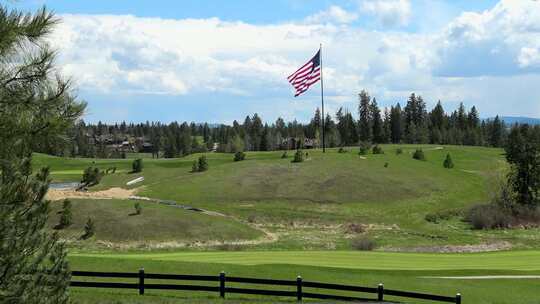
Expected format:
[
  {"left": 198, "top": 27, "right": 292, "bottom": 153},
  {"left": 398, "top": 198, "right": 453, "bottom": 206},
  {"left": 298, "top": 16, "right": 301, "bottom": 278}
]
[{"left": 70, "top": 269, "right": 461, "bottom": 303}]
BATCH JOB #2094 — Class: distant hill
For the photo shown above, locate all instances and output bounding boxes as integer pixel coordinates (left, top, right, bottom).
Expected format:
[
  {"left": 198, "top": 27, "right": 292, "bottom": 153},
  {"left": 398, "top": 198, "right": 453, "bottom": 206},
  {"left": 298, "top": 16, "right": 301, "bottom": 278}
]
[{"left": 498, "top": 116, "right": 540, "bottom": 125}]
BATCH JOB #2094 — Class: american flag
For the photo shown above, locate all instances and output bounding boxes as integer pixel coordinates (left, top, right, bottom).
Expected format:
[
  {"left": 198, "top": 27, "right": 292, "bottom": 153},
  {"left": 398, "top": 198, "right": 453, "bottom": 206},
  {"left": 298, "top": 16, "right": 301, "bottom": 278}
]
[{"left": 287, "top": 50, "right": 321, "bottom": 97}]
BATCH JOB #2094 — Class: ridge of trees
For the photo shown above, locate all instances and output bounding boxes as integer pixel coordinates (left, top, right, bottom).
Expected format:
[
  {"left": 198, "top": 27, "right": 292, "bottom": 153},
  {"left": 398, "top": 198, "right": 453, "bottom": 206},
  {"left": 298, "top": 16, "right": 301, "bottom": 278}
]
[{"left": 40, "top": 91, "right": 508, "bottom": 159}]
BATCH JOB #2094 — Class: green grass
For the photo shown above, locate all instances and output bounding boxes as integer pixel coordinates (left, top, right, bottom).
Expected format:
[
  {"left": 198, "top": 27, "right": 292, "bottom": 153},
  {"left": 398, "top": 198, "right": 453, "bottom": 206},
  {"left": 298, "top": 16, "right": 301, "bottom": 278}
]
[
  {"left": 34, "top": 145, "right": 540, "bottom": 250},
  {"left": 68, "top": 252, "right": 540, "bottom": 304},
  {"left": 48, "top": 199, "right": 262, "bottom": 247}
]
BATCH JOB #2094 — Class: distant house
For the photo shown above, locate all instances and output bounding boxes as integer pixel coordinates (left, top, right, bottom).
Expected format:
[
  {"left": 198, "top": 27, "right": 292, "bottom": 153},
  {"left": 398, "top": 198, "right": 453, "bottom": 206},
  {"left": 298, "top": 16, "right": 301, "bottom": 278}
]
[
  {"left": 282, "top": 137, "right": 318, "bottom": 150},
  {"left": 140, "top": 142, "right": 154, "bottom": 153}
]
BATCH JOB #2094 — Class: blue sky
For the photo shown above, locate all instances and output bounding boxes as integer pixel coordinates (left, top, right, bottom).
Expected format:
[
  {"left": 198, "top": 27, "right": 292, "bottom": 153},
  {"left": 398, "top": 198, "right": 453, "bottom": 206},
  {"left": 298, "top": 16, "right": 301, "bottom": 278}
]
[{"left": 10, "top": 0, "right": 540, "bottom": 123}]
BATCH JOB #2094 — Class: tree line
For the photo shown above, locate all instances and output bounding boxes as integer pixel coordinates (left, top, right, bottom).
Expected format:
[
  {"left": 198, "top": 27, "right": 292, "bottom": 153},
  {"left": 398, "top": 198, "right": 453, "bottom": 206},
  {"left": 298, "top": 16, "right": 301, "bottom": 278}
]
[{"left": 35, "top": 90, "right": 508, "bottom": 159}]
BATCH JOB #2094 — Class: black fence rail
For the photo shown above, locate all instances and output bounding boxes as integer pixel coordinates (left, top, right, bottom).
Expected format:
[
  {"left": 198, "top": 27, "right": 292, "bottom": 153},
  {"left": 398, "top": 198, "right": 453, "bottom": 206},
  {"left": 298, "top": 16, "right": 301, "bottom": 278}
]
[{"left": 70, "top": 269, "right": 462, "bottom": 303}]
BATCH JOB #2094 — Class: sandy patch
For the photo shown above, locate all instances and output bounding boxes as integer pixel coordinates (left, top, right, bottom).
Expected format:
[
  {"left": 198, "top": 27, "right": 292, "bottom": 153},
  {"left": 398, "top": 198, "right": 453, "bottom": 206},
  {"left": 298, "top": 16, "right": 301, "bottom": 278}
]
[{"left": 46, "top": 187, "right": 138, "bottom": 201}]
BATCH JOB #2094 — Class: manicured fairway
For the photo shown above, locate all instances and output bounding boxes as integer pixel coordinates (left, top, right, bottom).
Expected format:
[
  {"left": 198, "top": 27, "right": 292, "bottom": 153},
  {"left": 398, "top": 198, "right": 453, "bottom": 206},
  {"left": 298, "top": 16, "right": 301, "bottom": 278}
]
[{"left": 71, "top": 250, "right": 540, "bottom": 271}]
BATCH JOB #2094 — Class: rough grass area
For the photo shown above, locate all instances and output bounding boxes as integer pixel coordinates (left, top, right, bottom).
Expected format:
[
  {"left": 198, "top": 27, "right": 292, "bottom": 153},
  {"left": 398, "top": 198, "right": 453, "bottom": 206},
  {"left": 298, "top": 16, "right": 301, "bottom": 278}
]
[
  {"left": 34, "top": 145, "right": 540, "bottom": 250},
  {"left": 48, "top": 199, "right": 262, "bottom": 247},
  {"left": 68, "top": 252, "right": 540, "bottom": 304}
]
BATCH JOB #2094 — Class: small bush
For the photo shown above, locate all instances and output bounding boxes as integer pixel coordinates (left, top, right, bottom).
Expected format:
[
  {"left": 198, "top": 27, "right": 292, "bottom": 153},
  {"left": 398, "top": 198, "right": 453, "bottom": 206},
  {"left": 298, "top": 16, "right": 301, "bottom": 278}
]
[
  {"left": 247, "top": 214, "right": 257, "bottom": 223},
  {"left": 81, "top": 166, "right": 103, "bottom": 186},
  {"left": 292, "top": 150, "right": 304, "bottom": 163},
  {"left": 396, "top": 148, "right": 403, "bottom": 155},
  {"left": 412, "top": 149, "right": 426, "bottom": 161},
  {"left": 134, "top": 202, "right": 142, "bottom": 215},
  {"left": 372, "top": 145, "right": 384, "bottom": 154},
  {"left": 358, "top": 141, "right": 371, "bottom": 155},
  {"left": 338, "top": 147, "right": 347, "bottom": 153},
  {"left": 384, "top": 162, "right": 389, "bottom": 168},
  {"left": 82, "top": 218, "right": 95, "bottom": 239},
  {"left": 281, "top": 151, "right": 288, "bottom": 159},
  {"left": 443, "top": 153, "right": 454, "bottom": 169},
  {"left": 467, "top": 204, "right": 512, "bottom": 230},
  {"left": 198, "top": 155, "right": 209, "bottom": 172},
  {"left": 425, "top": 209, "right": 464, "bottom": 224},
  {"left": 57, "top": 199, "right": 72, "bottom": 229},
  {"left": 351, "top": 236, "right": 376, "bottom": 251},
  {"left": 191, "top": 160, "right": 199, "bottom": 172},
  {"left": 345, "top": 223, "right": 365, "bottom": 234},
  {"left": 234, "top": 151, "right": 246, "bottom": 162},
  {"left": 132, "top": 158, "right": 143, "bottom": 173}
]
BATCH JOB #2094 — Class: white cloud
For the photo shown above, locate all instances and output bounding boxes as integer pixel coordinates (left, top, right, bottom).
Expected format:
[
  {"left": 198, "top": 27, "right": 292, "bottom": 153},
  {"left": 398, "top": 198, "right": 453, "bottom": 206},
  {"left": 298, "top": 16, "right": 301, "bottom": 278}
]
[
  {"left": 360, "top": 0, "right": 411, "bottom": 27},
  {"left": 304, "top": 5, "right": 358, "bottom": 24},
  {"left": 47, "top": 0, "right": 540, "bottom": 121}
]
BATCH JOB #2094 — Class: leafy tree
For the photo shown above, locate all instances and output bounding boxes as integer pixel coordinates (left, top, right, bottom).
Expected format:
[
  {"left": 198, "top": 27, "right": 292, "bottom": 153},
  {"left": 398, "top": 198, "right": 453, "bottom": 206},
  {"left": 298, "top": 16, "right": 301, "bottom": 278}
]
[
  {"left": 291, "top": 150, "right": 304, "bottom": 163},
  {"left": 132, "top": 158, "right": 143, "bottom": 173},
  {"left": 443, "top": 153, "right": 454, "bottom": 169}
]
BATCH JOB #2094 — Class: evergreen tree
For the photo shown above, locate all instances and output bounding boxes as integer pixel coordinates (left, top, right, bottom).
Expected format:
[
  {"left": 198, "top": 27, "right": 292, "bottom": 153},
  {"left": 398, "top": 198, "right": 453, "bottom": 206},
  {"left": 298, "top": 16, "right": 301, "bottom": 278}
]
[
  {"left": 58, "top": 199, "right": 73, "bottom": 228},
  {"left": 443, "top": 153, "right": 454, "bottom": 169},
  {"left": 0, "top": 6, "right": 85, "bottom": 301},
  {"left": 198, "top": 155, "right": 209, "bottom": 172},
  {"left": 358, "top": 90, "right": 372, "bottom": 142},
  {"left": 371, "top": 98, "right": 384, "bottom": 143},
  {"left": 390, "top": 104, "right": 404, "bottom": 143}
]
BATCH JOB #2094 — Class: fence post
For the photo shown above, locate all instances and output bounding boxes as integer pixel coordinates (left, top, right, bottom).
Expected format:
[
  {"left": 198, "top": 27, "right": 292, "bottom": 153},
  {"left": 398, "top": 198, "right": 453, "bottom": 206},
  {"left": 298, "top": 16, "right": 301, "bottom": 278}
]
[
  {"left": 377, "top": 283, "right": 384, "bottom": 301},
  {"left": 296, "top": 275, "right": 303, "bottom": 301},
  {"left": 138, "top": 268, "right": 145, "bottom": 295},
  {"left": 219, "top": 271, "right": 226, "bottom": 298},
  {"left": 456, "top": 293, "right": 461, "bottom": 304}
]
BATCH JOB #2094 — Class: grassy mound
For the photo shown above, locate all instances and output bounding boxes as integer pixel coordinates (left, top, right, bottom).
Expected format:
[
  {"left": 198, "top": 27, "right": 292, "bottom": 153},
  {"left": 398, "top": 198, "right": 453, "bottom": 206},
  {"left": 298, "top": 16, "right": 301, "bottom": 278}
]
[{"left": 48, "top": 199, "right": 262, "bottom": 246}]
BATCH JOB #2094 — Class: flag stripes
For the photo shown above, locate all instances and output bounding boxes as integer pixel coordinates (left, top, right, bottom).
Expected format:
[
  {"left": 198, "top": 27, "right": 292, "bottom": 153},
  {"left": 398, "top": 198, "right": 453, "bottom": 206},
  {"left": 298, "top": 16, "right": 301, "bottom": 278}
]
[{"left": 287, "top": 50, "right": 321, "bottom": 97}]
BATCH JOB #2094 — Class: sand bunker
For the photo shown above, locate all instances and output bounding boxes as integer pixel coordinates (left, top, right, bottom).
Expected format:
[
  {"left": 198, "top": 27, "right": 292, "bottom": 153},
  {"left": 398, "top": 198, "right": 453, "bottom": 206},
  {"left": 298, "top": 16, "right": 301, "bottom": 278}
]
[{"left": 46, "top": 187, "right": 138, "bottom": 201}]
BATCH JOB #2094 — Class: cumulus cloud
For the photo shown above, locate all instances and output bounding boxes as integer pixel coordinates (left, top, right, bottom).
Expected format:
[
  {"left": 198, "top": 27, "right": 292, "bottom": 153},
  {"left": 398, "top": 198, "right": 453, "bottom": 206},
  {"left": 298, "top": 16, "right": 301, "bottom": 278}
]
[
  {"left": 47, "top": 0, "right": 540, "bottom": 121},
  {"left": 360, "top": 0, "right": 411, "bottom": 27},
  {"left": 304, "top": 5, "right": 358, "bottom": 24}
]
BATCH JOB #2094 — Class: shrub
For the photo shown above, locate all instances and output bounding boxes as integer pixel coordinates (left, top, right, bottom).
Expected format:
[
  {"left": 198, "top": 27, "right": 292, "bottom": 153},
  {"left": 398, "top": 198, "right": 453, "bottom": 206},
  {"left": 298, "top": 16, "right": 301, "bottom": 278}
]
[
  {"left": 351, "top": 236, "right": 376, "bottom": 251},
  {"left": 247, "top": 214, "right": 257, "bottom": 223},
  {"left": 384, "top": 162, "right": 389, "bottom": 168},
  {"left": 372, "top": 145, "right": 384, "bottom": 154},
  {"left": 292, "top": 150, "right": 304, "bottom": 163},
  {"left": 57, "top": 199, "right": 72, "bottom": 228},
  {"left": 81, "top": 166, "right": 103, "bottom": 186},
  {"left": 281, "top": 151, "right": 288, "bottom": 159},
  {"left": 198, "top": 155, "right": 209, "bottom": 171},
  {"left": 412, "top": 149, "right": 426, "bottom": 161},
  {"left": 338, "top": 147, "right": 347, "bottom": 153},
  {"left": 234, "top": 151, "right": 246, "bottom": 162},
  {"left": 191, "top": 160, "right": 199, "bottom": 172},
  {"left": 443, "top": 153, "right": 454, "bottom": 169},
  {"left": 396, "top": 148, "right": 403, "bottom": 155},
  {"left": 82, "top": 218, "right": 95, "bottom": 239},
  {"left": 132, "top": 158, "right": 143, "bottom": 173},
  {"left": 358, "top": 141, "right": 371, "bottom": 155},
  {"left": 134, "top": 202, "right": 142, "bottom": 215},
  {"left": 467, "top": 204, "right": 512, "bottom": 230},
  {"left": 345, "top": 223, "right": 365, "bottom": 234}
]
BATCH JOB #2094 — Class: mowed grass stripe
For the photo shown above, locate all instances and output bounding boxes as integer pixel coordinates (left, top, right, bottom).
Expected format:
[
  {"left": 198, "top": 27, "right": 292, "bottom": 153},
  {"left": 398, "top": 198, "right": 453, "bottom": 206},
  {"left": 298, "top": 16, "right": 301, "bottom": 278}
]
[{"left": 71, "top": 250, "right": 540, "bottom": 271}]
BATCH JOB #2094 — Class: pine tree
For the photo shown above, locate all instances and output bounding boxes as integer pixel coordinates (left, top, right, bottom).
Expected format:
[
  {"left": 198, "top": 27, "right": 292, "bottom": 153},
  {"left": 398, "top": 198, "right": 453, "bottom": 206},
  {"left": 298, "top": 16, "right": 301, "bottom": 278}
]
[
  {"left": 358, "top": 90, "right": 372, "bottom": 142},
  {"left": 1, "top": 6, "right": 84, "bottom": 301},
  {"left": 390, "top": 104, "right": 403, "bottom": 143},
  {"left": 198, "top": 155, "right": 209, "bottom": 172},
  {"left": 58, "top": 199, "right": 73, "bottom": 228},
  {"left": 371, "top": 98, "right": 383, "bottom": 143},
  {"left": 443, "top": 153, "right": 454, "bottom": 169}
]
